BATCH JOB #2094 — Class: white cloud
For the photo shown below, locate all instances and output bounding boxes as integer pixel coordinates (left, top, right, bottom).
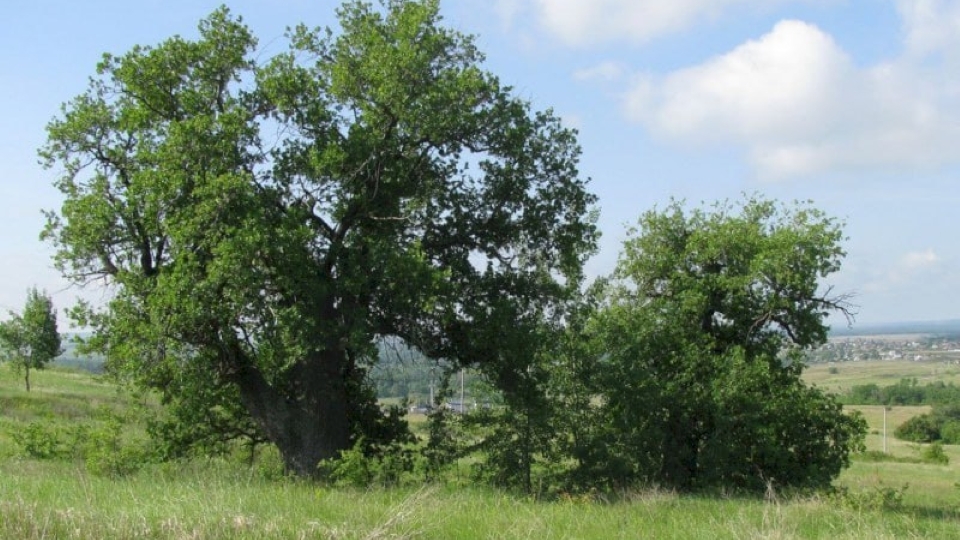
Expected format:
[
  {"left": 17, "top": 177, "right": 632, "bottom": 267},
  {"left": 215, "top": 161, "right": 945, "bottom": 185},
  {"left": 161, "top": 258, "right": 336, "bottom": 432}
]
[
  {"left": 574, "top": 61, "right": 627, "bottom": 82},
  {"left": 627, "top": 21, "right": 849, "bottom": 141},
  {"left": 527, "top": 0, "right": 740, "bottom": 45},
  {"left": 863, "top": 248, "right": 942, "bottom": 293},
  {"left": 897, "top": 0, "right": 960, "bottom": 58},
  {"left": 901, "top": 248, "right": 940, "bottom": 270},
  {"left": 512, "top": 0, "right": 840, "bottom": 46},
  {"left": 494, "top": 0, "right": 524, "bottom": 29},
  {"left": 623, "top": 18, "right": 960, "bottom": 179}
]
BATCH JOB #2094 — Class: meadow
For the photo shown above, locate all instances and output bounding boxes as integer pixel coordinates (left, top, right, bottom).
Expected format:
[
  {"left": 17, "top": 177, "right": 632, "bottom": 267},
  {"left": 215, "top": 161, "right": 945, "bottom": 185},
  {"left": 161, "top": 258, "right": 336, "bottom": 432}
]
[
  {"left": 803, "top": 358, "right": 960, "bottom": 395},
  {"left": 1, "top": 363, "right": 959, "bottom": 539}
]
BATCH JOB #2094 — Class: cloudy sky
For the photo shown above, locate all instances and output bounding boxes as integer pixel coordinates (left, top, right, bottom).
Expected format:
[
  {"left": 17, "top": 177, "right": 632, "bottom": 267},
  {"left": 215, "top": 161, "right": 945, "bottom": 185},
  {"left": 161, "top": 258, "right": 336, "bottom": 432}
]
[{"left": 1, "top": 0, "right": 957, "bottom": 328}]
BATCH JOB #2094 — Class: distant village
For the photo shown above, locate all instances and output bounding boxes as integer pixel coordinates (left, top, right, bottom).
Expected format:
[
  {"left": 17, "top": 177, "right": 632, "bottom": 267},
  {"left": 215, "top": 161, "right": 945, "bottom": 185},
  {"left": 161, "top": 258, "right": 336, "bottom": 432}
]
[{"left": 808, "top": 334, "right": 960, "bottom": 364}]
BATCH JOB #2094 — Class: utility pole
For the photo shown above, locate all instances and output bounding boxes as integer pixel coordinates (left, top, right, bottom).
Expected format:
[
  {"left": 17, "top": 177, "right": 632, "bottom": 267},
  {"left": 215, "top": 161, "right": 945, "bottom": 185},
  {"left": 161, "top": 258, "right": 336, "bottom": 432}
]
[{"left": 883, "top": 406, "right": 888, "bottom": 453}]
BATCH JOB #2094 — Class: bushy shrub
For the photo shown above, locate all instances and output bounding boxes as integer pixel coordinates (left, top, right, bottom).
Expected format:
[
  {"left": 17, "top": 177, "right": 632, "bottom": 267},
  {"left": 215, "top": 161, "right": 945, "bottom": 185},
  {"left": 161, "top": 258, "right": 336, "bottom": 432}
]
[
  {"left": 78, "top": 413, "right": 149, "bottom": 477},
  {"left": 940, "top": 421, "right": 960, "bottom": 445},
  {"left": 246, "top": 444, "right": 288, "bottom": 481},
  {"left": 829, "top": 483, "right": 908, "bottom": 511},
  {"left": 11, "top": 409, "right": 151, "bottom": 477},
  {"left": 421, "top": 406, "right": 461, "bottom": 480},
  {"left": 895, "top": 404, "right": 960, "bottom": 444},
  {"left": 13, "top": 422, "right": 66, "bottom": 459},
  {"left": 921, "top": 442, "right": 949, "bottom": 465},
  {"left": 895, "top": 414, "right": 941, "bottom": 443},
  {"left": 318, "top": 438, "right": 419, "bottom": 487}
]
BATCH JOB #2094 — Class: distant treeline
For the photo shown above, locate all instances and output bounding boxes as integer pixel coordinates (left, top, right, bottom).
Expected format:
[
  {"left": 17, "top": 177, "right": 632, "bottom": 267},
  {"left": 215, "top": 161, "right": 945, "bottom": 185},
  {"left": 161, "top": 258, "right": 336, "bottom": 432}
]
[
  {"left": 52, "top": 336, "right": 105, "bottom": 374},
  {"left": 52, "top": 357, "right": 105, "bottom": 374},
  {"left": 368, "top": 340, "right": 488, "bottom": 403},
  {"left": 895, "top": 404, "right": 960, "bottom": 444},
  {"left": 52, "top": 337, "right": 465, "bottom": 395},
  {"left": 845, "top": 379, "right": 960, "bottom": 444},
  {"left": 842, "top": 378, "right": 960, "bottom": 406}
]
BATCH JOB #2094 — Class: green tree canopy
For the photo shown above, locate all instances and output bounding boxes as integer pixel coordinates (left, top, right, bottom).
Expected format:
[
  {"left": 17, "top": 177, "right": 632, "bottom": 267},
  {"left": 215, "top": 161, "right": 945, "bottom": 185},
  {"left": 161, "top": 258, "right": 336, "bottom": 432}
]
[
  {"left": 579, "top": 197, "right": 865, "bottom": 491},
  {"left": 0, "top": 288, "right": 62, "bottom": 392},
  {"left": 40, "top": 0, "right": 597, "bottom": 476}
]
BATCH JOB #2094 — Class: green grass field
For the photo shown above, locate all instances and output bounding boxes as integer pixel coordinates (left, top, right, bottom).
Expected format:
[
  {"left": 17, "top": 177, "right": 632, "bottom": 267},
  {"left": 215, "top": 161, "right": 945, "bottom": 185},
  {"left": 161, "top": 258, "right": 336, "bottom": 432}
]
[
  {"left": 2, "top": 457, "right": 958, "bottom": 539},
  {"left": 1, "top": 363, "right": 959, "bottom": 539},
  {"left": 803, "top": 359, "right": 960, "bottom": 394}
]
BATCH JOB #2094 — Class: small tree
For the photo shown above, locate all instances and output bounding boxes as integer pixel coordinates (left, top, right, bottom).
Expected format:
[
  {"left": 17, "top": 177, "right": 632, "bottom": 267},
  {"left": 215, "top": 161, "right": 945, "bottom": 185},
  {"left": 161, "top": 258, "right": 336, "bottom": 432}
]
[
  {"left": 0, "top": 288, "right": 63, "bottom": 391},
  {"left": 583, "top": 197, "right": 866, "bottom": 491}
]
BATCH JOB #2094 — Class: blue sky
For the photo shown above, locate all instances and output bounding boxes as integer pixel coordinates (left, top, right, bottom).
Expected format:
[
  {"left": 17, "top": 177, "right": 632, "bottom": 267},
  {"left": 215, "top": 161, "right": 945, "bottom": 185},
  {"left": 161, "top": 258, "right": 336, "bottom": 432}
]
[{"left": 1, "top": 0, "right": 957, "bottom": 327}]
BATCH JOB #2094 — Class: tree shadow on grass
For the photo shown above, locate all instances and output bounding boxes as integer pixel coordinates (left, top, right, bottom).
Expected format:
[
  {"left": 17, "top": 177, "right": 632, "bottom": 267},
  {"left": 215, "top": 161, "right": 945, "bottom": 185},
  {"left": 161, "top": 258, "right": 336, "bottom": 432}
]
[{"left": 898, "top": 504, "right": 960, "bottom": 523}]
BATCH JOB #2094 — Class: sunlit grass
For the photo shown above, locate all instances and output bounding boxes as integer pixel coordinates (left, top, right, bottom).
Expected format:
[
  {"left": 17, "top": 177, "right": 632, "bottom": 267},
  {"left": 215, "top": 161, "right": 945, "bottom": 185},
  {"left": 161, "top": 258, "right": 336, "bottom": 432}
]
[
  {"left": 804, "top": 359, "right": 960, "bottom": 394},
  {"left": 2, "top": 362, "right": 960, "bottom": 538},
  {"left": 1, "top": 457, "right": 958, "bottom": 539}
]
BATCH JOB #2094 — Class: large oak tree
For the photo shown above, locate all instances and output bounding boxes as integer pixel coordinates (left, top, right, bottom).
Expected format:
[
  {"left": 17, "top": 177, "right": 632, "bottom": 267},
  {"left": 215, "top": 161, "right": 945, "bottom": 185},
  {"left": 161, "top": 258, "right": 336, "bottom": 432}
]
[{"left": 41, "top": 1, "right": 597, "bottom": 476}]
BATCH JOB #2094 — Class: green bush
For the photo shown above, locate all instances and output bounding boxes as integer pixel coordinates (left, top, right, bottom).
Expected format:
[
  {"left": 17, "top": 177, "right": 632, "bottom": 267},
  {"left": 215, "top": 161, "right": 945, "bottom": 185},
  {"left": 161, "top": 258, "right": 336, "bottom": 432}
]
[
  {"left": 921, "top": 442, "right": 949, "bottom": 465},
  {"left": 422, "top": 406, "right": 462, "bottom": 481},
  {"left": 829, "top": 483, "right": 908, "bottom": 512},
  {"left": 853, "top": 450, "right": 920, "bottom": 464},
  {"left": 78, "top": 416, "right": 148, "bottom": 477},
  {"left": 895, "top": 413, "right": 940, "bottom": 443},
  {"left": 250, "top": 445, "right": 288, "bottom": 481},
  {"left": 71, "top": 408, "right": 152, "bottom": 476},
  {"left": 895, "top": 404, "right": 960, "bottom": 444},
  {"left": 940, "top": 421, "right": 960, "bottom": 445},
  {"left": 12, "top": 422, "right": 66, "bottom": 459},
  {"left": 318, "top": 438, "right": 419, "bottom": 487}
]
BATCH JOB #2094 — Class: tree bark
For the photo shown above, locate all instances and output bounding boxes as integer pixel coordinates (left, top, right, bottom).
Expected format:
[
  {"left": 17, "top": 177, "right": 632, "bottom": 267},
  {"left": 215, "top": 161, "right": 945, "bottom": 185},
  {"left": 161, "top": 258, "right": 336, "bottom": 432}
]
[{"left": 233, "top": 349, "right": 351, "bottom": 477}]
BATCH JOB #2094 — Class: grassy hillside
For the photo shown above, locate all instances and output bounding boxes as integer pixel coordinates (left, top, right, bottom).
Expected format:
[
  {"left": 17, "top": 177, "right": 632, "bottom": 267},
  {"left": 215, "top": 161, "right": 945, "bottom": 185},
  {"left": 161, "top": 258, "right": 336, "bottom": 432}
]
[{"left": 1, "top": 363, "right": 959, "bottom": 538}]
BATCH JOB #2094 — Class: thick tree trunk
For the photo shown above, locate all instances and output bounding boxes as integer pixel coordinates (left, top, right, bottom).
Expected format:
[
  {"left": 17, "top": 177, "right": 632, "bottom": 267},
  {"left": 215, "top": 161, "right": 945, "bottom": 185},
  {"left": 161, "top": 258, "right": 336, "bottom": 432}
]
[
  {"left": 233, "top": 349, "right": 351, "bottom": 477},
  {"left": 661, "top": 413, "right": 700, "bottom": 489},
  {"left": 24, "top": 366, "right": 30, "bottom": 392}
]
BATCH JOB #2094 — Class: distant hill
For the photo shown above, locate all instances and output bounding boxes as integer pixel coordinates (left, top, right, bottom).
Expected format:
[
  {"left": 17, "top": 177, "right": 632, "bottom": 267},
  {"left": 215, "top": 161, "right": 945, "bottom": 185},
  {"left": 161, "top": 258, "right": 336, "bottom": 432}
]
[
  {"left": 53, "top": 333, "right": 105, "bottom": 373},
  {"left": 830, "top": 319, "right": 960, "bottom": 337}
]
